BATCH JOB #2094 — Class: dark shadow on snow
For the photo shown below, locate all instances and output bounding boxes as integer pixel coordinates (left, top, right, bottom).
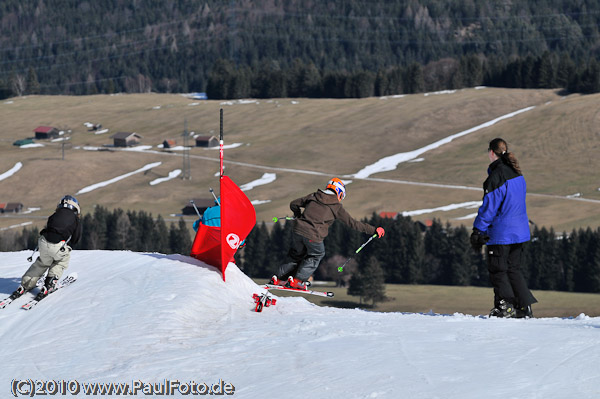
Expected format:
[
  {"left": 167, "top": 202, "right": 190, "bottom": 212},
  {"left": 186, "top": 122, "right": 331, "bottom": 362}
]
[{"left": 0, "top": 277, "right": 23, "bottom": 296}]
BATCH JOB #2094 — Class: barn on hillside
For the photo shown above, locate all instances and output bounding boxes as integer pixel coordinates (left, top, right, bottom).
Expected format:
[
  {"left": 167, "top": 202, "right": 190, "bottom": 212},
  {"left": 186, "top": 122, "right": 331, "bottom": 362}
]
[
  {"left": 111, "top": 132, "right": 142, "bottom": 147},
  {"left": 181, "top": 199, "right": 216, "bottom": 215},
  {"left": 0, "top": 202, "right": 24, "bottom": 213},
  {"left": 195, "top": 135, "right": 218, "bottom": 148},
  {"left": 34, "top": 126, "right": 59, "bottom": 139}
]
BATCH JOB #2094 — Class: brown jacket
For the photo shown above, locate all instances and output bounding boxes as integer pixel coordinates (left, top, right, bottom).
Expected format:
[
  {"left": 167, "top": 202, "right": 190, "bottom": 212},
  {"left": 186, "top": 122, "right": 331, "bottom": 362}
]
[{"left": 290, "top": 189, "right": 376, "bottom": 242}]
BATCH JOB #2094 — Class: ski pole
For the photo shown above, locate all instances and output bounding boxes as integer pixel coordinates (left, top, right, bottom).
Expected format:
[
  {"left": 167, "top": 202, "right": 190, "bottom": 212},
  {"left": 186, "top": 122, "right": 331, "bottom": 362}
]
[
  {"left": 209, "top": 188, "right": 220, "bottom": 206},
  {"left": 189, "top": 200, "right": 202, "bottom": 218},
  {"left": 272, "top": 216, "right": 295, "bottom": 222},
  {"left": 337, "top": 233, "right": 378, "bottom": 272},
  {"left": 27, "top": 246, "right": 38, "bottom": 262}
]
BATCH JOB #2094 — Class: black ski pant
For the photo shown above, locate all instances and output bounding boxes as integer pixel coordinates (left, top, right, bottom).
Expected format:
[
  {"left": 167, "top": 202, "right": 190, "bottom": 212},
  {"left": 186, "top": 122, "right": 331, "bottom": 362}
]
[
  {"left": 487, "top": 243, "right": 537, "bottom": 308},
  {"left": 277, "top": 232, "right": 325, "bottom": 282}
]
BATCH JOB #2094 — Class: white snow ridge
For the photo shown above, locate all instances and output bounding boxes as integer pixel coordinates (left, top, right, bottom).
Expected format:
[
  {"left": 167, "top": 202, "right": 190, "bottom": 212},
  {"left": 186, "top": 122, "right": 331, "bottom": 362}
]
[{"left": 0, "top": 250, "right": 599, "bottom": 399}]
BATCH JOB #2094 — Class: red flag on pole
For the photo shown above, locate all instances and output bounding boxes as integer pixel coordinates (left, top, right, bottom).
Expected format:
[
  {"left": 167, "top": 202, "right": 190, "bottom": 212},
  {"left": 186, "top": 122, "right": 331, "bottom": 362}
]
[{"left": 189, "top": 108, "right": 256, "bottom": 281}]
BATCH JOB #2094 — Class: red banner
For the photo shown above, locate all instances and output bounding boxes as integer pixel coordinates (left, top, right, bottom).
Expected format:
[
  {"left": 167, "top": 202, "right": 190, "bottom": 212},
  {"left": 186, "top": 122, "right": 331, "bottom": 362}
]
[{"left": 190, "top": 176, "right": 256, "bottom": 281}]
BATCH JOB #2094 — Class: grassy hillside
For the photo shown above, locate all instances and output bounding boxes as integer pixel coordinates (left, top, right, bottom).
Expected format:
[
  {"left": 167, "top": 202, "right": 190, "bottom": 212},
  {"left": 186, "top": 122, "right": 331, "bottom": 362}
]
[
  {"left": 261, "top": 281, "right": 600, "bottom": 318},
  {"left": 1, "top": 88, "right": 599, "bottom": 235}
]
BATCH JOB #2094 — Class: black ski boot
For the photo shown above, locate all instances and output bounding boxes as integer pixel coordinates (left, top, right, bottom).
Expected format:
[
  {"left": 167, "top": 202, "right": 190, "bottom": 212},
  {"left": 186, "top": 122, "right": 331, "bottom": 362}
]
[
  {"left": 35, "top": 276, "right": 59, "bottom": 301},
  {"left": 515, "top": 305, "right": 533, "bottom": 319},
  {"left": 8, "top": 285, "right": 26, "bottom": 300},
  {"left": 489, "top": 299, "right": 516, "bottom": 318}
]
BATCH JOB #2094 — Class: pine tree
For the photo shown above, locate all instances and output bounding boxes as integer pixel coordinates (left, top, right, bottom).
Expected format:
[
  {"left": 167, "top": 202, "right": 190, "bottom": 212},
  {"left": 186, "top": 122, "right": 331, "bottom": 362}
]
[
  {"left": 25, "top": 67, "right": 40, "bottom": 95},
  {"left": 348, "top": 256, "right": 386, "bottom": 307},
  {"left": 169, "top": 218, "right": 192, "bottom": 254},
  {"left": 151, "top": 215, "right": 170, "bottom": 254}
]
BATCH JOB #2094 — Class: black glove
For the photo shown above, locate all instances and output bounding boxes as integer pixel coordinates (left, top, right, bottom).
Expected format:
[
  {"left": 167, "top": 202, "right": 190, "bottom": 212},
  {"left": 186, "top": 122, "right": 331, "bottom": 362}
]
[{"left": 470, "top": 228, "right": 490, "bottom": 251}]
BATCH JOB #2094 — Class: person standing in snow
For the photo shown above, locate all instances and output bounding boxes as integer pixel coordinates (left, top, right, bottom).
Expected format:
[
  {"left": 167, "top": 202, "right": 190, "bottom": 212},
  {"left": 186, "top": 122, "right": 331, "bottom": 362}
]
[
  {"left": 270, "top": 178, "right": 385, "bottom": 290},
  {"left": 8, "top": 195, "right": 82, "bottom": 301},
  {"left": 470, "top": 138, "right": 537, "bottom": 318}
]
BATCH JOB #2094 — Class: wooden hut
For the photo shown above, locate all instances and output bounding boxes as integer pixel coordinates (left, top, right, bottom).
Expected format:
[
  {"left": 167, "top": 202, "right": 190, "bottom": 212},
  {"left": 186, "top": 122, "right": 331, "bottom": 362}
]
[
  {"left": 111, "top": 132, "right": 142, "bottom": 147},
  {"left": 195, "top": 135, "right": 218, "bottom": 148},
  {"left": 34, "top": 126, "right": 59, "bottom": 139}
]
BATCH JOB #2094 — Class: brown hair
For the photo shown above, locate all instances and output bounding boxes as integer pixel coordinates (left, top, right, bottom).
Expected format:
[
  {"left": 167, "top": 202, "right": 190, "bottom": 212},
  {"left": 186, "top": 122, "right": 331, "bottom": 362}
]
[{"left": 489, "top": 138, "right": 522, "bottom": 175}]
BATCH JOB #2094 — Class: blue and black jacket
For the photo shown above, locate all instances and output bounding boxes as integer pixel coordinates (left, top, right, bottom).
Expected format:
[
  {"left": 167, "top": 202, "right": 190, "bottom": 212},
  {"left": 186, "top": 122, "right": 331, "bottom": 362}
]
[{"left": 473, "top": 159, "right": 530, "bottom": 245}]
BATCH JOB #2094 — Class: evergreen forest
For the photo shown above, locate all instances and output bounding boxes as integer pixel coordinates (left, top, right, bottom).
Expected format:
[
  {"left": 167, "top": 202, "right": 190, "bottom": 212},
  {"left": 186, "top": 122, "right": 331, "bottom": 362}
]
[{"left": 2, "top": 0, "right": 600, "bottom": 98}]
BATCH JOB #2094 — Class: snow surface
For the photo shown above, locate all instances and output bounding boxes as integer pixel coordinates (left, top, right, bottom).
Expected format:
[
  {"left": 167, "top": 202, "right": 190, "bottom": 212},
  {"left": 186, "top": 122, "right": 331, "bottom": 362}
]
[
  {"left": 402, "top": 201, "right": 482, "bottom": 217},
  {"left": 149, "top": 169, "right": 182, "bottom": 186},
  {"left": 0, "top": 162, "right": 22, "bottom": 182},
  {"left": 1, "top": 250, "right": 599, "bottom": 399},
  {"left": 0, "top": 221, "right": 32, "bottom": 231},
  {"left": 76, "top": 162, "right": 162, "bottom": 194},
  {"left": 239, "top": 173, "right": 276, "bottom": 191},
  {"left": 353, "top": 106, "right": 535, "bottom": 179}
]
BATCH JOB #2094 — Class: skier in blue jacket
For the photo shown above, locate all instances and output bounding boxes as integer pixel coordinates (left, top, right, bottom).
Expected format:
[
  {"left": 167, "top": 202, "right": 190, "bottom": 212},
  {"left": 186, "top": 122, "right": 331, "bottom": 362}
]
[{"left": 471, "top": 138, "right": 537, "bottom": 318}]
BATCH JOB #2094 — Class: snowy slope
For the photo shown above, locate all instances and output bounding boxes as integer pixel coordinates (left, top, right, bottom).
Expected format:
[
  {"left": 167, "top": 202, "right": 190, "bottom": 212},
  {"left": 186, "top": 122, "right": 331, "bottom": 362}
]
[{"left": 1, "top": 251, "right": 599, "bottom": 399}]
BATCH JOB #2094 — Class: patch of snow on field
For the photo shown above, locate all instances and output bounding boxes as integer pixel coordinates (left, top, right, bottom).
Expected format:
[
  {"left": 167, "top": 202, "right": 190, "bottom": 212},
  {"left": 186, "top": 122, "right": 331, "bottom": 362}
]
[
  {"left": 424, "top": 90, "right": 456, "bottom": 96},
  {"left": 353, "top": 106, "right": 535, "bottom": 179},
  {"left": 21, "top": 207, "right": 41, "bottom": 214},
  {"left": 0, "top": 162, "right": 22, "bottom": 182},
  {"left": 149, "top": 169, "right": 182, "bottom": 186},
  {"left": 453, "top": 212, "right": 479, "bottom": 220},
  {"left": 19, "top": 143, "right": 44, "bottom": 148},
  {"left": 120, "top": 145, "right": 154, "bottom": 152},
  {"left": 380, "top": 94, "right": 406, "bottom": 100},
  {"left": 402, "top": 201, "right": 482, "bottom": 217},
  {"left": 239, "top": 173, "right": 276, "bottom": 191},
  {"left": 207, "top": 143, "right": 244, "bottom": 150},
  {"left": 76, "top": 162, "right": 162, "bottom": 194},
  {"left": 250, "top": 200, "right": 272, "bottom": 205},
  {"left": 0, "top": 221, "right": 32, "bottom": 231}
]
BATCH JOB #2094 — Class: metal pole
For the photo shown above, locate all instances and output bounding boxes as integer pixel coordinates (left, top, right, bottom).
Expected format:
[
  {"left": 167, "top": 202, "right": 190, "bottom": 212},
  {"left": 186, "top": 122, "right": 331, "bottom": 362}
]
[{"left": 219, "top": 108, "right": 224, "bottom": 178}]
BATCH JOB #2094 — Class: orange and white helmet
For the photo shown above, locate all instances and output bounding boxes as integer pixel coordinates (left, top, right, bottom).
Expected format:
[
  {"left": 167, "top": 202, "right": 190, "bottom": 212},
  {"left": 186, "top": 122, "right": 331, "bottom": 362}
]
[{"left": 326, "top": 178, "right": 346, "bottom": 201}]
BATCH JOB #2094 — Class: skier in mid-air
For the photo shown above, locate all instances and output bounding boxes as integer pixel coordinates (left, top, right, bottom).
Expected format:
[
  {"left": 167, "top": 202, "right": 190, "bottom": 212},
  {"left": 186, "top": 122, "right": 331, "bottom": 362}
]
[
  {"left": 270, "top": 178, "right": 385, "bottom": 290},
  {"left": 8, "top": 195, "right": 82, "bottom": 301}
]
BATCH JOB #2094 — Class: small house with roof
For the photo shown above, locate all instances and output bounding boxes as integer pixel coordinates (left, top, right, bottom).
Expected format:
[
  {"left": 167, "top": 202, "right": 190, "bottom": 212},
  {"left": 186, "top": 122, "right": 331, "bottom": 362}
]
[
  {"left": 0, "top": 202, "right": 23, "bottom": 213},
  {"left": 34, "top": 126, "right": 59, "bottom": 139},
  {"left": 111, "top": 132, "right": 142, "bottom": 147},
  {"left": 195, "top": 135, "right": 218, "bottom": 148},
  {"left": 181, "top": 198, "right": 216, "bottom": 216}
]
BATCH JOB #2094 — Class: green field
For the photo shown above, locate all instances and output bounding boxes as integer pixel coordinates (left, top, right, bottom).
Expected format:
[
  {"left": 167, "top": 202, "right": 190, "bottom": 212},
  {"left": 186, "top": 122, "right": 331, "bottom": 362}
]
[{"left": 255, "top": 280, "right": 600, "bottom": 318}]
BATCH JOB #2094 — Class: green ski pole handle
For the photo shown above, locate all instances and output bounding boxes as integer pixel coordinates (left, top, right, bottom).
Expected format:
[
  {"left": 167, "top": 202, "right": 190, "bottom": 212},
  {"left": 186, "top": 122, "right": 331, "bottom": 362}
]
[
  {"left": 338, "top": 233, "right": 378, "bottom": 272},
  {"left": 272, "top": 216, "right": 296, "bottom": 222}
]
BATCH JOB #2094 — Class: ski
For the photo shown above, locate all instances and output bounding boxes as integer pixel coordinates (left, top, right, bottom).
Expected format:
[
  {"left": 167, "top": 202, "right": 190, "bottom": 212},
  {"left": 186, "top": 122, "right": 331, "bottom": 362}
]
[
  {"left": 262, "top": 284, "right": 335, "bottom": 298},
  {"left": 21, "top": 273, "right": 78, "bottom": 311},
  {"left": 252, "top": 292, "right": 277, "bottom": 312},
  {"left": 0, "top": 276, "right": 47, "bottom": 309},
  {"left": 0, "top": 297, "right": 15, "bottom": 309}
]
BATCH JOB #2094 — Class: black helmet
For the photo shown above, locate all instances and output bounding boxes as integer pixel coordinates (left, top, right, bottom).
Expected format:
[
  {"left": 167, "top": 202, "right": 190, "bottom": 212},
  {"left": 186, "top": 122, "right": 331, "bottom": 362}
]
[{"left": 57, "top": 195, "right": 80, "bottom": 215}]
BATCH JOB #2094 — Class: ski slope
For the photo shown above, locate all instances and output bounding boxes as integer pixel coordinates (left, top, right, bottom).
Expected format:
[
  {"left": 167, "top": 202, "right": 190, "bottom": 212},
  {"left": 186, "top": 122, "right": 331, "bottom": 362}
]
[{"left": 0, "top": 251, "right": 599, "bottom": 399}]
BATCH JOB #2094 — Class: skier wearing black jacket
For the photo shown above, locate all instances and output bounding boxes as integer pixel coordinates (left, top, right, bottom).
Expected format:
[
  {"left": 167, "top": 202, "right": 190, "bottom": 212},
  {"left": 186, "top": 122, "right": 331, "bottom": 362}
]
[{"left": 9, "top": 195, "right": 82, "bottom": 300}]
